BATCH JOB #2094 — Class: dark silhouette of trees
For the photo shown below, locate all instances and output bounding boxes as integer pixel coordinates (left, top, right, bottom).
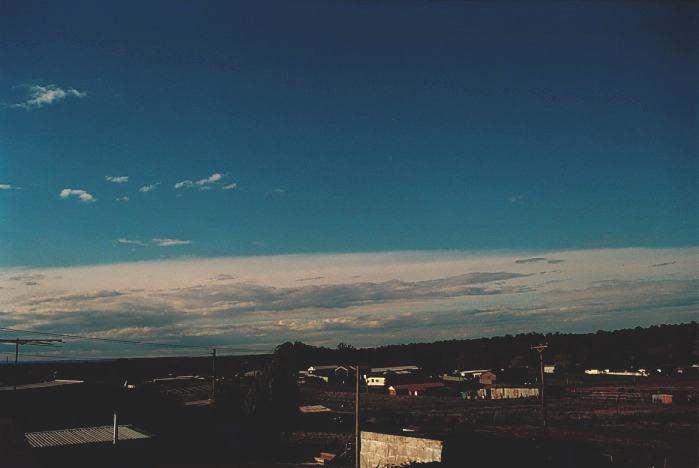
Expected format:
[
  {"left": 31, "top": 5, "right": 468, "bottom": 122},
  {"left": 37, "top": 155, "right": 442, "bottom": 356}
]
[{"left": 265, "top": 322, "right": 697, "bottom": 375}]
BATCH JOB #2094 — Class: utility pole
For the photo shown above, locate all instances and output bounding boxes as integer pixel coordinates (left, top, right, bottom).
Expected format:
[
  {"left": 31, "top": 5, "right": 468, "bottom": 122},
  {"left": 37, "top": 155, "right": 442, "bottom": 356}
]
[
  {"left": 0, "top": 338, "right": 62, "bottom": 391},
  {"left": 113, "top": 410, "right": 119, "bottom": 445},
  {"left": 355, "top": 363, "right": 361, "bottom": 468},
  {"left": 531, "top": 344, "right": 548, "bottom": 428},
  {"left": 211, "top": 348, "right": 217, "bottom": 401}
]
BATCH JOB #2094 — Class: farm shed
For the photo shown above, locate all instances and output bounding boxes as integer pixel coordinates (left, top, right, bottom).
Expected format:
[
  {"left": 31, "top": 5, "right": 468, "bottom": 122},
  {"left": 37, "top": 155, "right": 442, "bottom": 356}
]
[{"left": 478, "top": 386, "right": 539, "bottom": 399}]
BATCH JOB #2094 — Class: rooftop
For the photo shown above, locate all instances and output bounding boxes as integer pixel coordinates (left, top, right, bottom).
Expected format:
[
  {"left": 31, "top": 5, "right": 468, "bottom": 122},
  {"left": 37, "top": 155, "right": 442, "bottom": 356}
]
[{"left": 25, "top": 425, "right": 150, "bottom": 448}]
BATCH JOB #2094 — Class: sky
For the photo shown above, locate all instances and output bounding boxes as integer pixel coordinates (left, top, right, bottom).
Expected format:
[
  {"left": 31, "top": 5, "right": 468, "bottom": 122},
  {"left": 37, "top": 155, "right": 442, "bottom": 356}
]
[{"left": 0, "top": 1, "right": 697, "bottom": 357}]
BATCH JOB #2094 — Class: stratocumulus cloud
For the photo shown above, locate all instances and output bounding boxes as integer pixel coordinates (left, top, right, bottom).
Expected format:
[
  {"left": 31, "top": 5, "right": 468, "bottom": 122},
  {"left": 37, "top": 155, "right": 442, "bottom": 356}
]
[{"left": 0, "top": 248, "right": 696, "bottom": 354}]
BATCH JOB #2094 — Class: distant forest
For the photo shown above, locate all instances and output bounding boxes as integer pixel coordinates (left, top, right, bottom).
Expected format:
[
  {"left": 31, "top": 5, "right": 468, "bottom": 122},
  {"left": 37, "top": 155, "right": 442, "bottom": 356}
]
[{"left": 276, "top": 322, "right": 698, "bottom": 373}]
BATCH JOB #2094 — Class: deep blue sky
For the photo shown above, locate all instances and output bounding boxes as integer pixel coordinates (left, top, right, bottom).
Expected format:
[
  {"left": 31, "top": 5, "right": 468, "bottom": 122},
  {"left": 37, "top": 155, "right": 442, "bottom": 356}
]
[{"left": 1, "top": 0, "right": 696, "bottom": 267}]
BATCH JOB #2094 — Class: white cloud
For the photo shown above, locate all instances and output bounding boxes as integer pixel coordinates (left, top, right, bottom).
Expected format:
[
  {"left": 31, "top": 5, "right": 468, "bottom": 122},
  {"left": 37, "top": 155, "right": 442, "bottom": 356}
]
[
  {"left": 176, "top": 173, "right": 224, "bottom": 190},
  {"left": 139, "top": 183, "right": 159, "bottom": 193},
  {"left": 0, "top": 184, "right": 20, "bottom": 190},
  {"left": 271, "top": 188, "right": 286, "bottom": 194},
  {"left": 11, "top": 84, "right": 87, "bottom": 110},
  {"left": 106, "top": 176, "right": 129, "bottom": 183},
  {"left": 222, "top": 183, "right": 237, "bottom": 190},
  {"left": 116, "top": 196, "right": 129, "bottom": 202},
  {"left": 152, "top": 238, "right": 191, "bottom": 247},
  {"left": 115, "top": 238, "right": 148, "bottom": 247},
  {"left": 196, "top": 173, "right": 223, "bottom": 186},
  {"left": 174, "top": 180, "right": 193, "bottom": 189},
  {"left": 59, "top": 188, "right": 96, "bottom": 203}
]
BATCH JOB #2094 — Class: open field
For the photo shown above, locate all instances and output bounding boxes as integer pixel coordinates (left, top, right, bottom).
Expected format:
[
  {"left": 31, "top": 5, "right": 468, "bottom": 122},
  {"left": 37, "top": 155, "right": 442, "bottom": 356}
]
[{"left": 297, "top": 381, "right": 698, "bottom": 467}]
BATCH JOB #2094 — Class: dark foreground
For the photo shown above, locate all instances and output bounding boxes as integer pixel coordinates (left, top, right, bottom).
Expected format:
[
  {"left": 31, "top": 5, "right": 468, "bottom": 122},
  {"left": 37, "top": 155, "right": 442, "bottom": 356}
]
[{"left": 1, "top": 378, "right": 696, "bottom": 468}]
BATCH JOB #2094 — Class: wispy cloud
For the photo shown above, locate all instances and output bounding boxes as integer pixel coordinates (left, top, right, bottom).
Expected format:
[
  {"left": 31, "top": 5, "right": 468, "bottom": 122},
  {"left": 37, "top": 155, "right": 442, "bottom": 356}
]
[
  {"left": 115, "top": 238, "right": 148, "bottom": 247},
  {"left": 175, "top": 173, "right": 225, "bottom": 190},
  {"left": 515, "top": 257, "right": 564, "bottom": 265},
  {"left": 0, "top": 184, "right": 21, "bottom": 190},
  {"left": 114, "top": 238, "right": 190, "bottom": 247},
  {"left": 11, "top": 84, "right": 87, "bottom": 110},
  {"left": 106, "top": 176, "right": 129, "bottom": 183},
  {"left": 651, "top": 261, "right": 676, "bottom": 268},
  {"left": 174, "top": 180, "right": 193, "bottom": 189},
  {"left": 116, "top": 196, "right": 130, "bottom": 202},
  {"left": 151, "top": 238, "right": 191, "bottom": 247},
  {"left": 271, "top": 188, "right": 286, "bottom": 194},
  {"left": 139, "top": 183, "right": 159, "bottom": 193},
  {"left": 222, "top": 183, "right": 237, "bottom": 190},
  {"left": 509, "top": 194, "right": 528, "bottom": 206},
  {"left": 59, "top": 188, "right": 96, "bottom": 203}
]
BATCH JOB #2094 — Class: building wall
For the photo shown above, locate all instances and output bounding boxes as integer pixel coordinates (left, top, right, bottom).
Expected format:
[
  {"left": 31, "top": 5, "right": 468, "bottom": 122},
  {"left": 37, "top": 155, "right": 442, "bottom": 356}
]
[
  {"left": 360, "top": 431, "right": 442, "bottom": 468},
  {"left": 477, "top": 387, "right": 540, "bottom": 399}
]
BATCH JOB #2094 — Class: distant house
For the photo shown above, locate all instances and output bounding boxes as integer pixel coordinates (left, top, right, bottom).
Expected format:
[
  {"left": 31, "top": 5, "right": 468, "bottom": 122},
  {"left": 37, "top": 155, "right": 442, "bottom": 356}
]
[
  {"left": 479, "top": 371, "right": 497, "bottom": 386},
  {"left": 307, "top": 365, "right": 349, "bottom": 384},
  {"left": 364, "top": 365, "right": 421, "bottom": 389},
  {"left": 365, "top": 373, "right": 387, "bottom": 388},
  {"left": 388, "top": 382, "right": 446, "bottom": 397}
]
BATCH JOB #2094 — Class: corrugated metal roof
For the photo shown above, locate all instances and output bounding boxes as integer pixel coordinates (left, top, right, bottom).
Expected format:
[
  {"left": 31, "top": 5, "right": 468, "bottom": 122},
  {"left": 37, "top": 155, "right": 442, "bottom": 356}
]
[{"left": 25, "top": 425, "right": 150, "bottom": 448}]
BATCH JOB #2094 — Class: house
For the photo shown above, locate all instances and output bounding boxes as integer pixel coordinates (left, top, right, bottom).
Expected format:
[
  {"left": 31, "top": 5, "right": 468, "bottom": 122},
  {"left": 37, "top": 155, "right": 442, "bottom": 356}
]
[
  {"left": 364, "top": 373, "right": 387, "bottom": 388},
  {"left": 307, "top": 365, "right": 349, "bottom": 384},
  {"left": 479, "top": 371, "right": 497, "bottom": 386},
  {"left": 364, "top": 365, "right": 421, "bottom": 389},
  {"left": 388, "top": 382, "right": 446, "bottom": 397}
]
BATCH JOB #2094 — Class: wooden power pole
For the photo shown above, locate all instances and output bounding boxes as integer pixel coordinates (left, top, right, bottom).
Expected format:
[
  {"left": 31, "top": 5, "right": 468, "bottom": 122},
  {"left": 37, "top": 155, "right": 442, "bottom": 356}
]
[{"left": 531, "top": 344, "right": 548, "bottom": 428}]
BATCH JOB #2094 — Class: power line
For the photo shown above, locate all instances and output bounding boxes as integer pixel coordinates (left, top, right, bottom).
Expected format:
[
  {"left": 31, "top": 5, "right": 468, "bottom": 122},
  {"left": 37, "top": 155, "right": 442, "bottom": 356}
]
[
  {"left": 0, "top": 327, "right": 261, "bottom": 352},
  {"left": 0, "top": 351, "right": 113, "bottom": 362}
]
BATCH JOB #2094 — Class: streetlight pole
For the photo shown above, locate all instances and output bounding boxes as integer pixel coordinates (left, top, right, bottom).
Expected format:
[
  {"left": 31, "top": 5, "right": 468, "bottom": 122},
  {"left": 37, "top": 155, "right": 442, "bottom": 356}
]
[
  {"left": 531, "top": 344, "right": 548, "bottom": 428},
  {"left": 211, "top": 348, "right": 217, "bottom": 401},
  {"left": 355, "top": 363, "right": 361, "bottom": 468}
]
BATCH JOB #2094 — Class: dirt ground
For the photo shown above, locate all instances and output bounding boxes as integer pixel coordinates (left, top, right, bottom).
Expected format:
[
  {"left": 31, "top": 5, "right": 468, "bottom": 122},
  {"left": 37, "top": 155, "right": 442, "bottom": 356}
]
[{"left": 294, "top": 383, "right": 698, "bottom": 467}]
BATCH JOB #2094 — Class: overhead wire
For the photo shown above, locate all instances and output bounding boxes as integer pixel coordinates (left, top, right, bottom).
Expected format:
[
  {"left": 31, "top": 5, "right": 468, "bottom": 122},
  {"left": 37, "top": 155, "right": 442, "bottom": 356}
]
[{"left": 0, "top": 326, "right": 265, "bottom": 353}]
